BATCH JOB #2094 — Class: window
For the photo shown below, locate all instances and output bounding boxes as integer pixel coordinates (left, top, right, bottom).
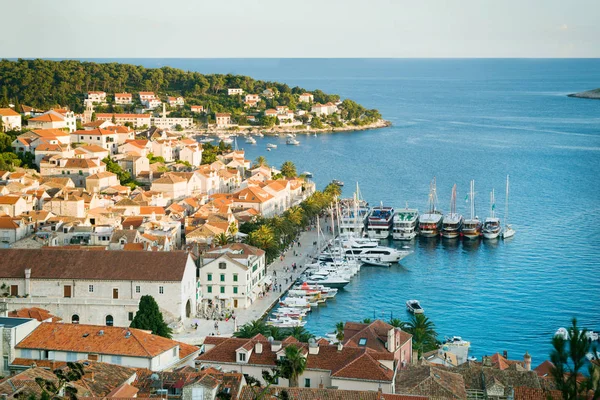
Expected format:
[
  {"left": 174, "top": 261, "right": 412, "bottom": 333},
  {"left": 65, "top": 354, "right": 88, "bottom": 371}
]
[
  {"left": 207, "top": 286, "right": 212, "bottom": 293},
  {"left": 159, "top": 286, "right": 164, "bottom": 294},
  {"left": 71, "top": 314, "right": 80, "bottom": 324},
  {"left": 358, "top": 338, "right": 367, "bottom": 346},
  {"left": 304, "top": 378, "right": 311, "bottom": 388},
  {"left": 233, "top": 287, "right": 238, "bottom": 294},
  {"left": 136, "top": 285, "right": 141, "bottom": 293},
  {"left": 233, "top": 274, "right": 238, "bottom": 282},
  {"left": 88, "top": 285, "right": 94, "bottom": 293},
  {"left": 66, "top": 352, "right": 77, "bottom": 362},
  {"left": 3, "top": 356, "right": 8, "bottom": 371},
  {"left": 238, "top": 352, "right": 246, "bottom": 362},
  {"left": 220, "top": 286, "right": 225, "bottom": 294},
  {"left": 207, "top": 273, "right": 212, "bottom": 281},
  {"left": 128, "top": 312, "right": 134, "bottom": 321},
  {"left": 218, "top": 262, "right": 226, "bottom": 270},
  {"left": 172, "top": 347, "right": 177, "bottom": 356},
  {"left": 252, "top": 264, "right": 258, "bottom": 272},
  {"left": 220, "top": 274, "right": 225, "bottom": 282},
  {"left": 105, "top": 315, "right": 114, "bottom": 326},
  {"left": 111, "top": 355, "right": 122, "bottom": 365},
  {"left": 21, "top": 349, "right": 32, "bottom": 358}
]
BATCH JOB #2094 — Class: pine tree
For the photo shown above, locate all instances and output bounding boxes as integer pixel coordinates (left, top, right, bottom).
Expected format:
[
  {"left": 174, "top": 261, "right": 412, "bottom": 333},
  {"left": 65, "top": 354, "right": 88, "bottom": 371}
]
[{"left": 130, "top": 295, "right": 173, "bottom": 338}]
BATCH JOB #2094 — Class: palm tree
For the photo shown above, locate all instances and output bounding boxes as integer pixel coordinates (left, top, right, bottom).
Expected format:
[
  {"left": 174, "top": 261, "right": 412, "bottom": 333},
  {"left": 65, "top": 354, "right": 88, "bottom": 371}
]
[
  {"left": 285, "top": 206, "right": 305, "bottom": 228},
  {"left": 255, "top": 156, "right": 268, "bottom": 167},
  {"left": 404, "top": 314, "right": 439, "bottom": 357},
  {"left": 389, "top": 318, "right": 404, "bottom": 328},
  {"left": 550, "top": 318, "right": 600, "bottom": 400},
  {"left": 324, "top": 183, "right": 342, "bottom": 198},
  {"left": 227, "top": 221, "right": 238, "bottom": 237},
  {"left": 233, "top": 319, "right": 269, "bottom": 338},
  {"left": 335, "top": 321, "right": 345, "bottom": 343},
  {"left": 268, "top": 326, "right": 286, "bottom": 341},
  {"left": 277, "top": 344, "right": 307, "bottom": 387},
  {"left": 286, "top": 326, "right": 314, "bottom": 343},
  {"left": 214, "top": 232, "right": 233, "bottom": 246},
  {"left": 362, "top": 318, "right": 372, "bottom": 324},
  {"left": 280, "top": 161, "right": 297, "bottom": 178}
]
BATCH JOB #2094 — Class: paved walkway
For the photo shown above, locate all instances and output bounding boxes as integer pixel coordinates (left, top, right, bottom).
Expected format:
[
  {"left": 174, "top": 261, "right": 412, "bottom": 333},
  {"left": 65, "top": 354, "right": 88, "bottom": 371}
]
[{"left": 174, "top": 220, "right": 332, "bottom": 345}]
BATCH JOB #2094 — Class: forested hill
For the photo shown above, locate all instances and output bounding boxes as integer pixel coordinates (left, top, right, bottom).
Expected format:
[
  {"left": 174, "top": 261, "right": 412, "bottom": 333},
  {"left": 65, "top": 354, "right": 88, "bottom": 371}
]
[{"left": 0, "top": 59, "right": 348, "bottom": 113}]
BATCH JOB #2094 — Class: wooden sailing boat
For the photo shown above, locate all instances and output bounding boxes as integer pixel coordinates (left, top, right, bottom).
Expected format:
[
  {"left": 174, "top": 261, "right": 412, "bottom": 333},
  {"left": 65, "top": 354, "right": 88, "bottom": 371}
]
[{"left": 502, "top": 175, "right": 515, "bottom": 239}]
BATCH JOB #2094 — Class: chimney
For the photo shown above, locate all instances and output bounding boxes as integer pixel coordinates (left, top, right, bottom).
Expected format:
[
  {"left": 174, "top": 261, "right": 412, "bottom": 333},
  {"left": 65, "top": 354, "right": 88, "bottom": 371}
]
[
  {"left": 503, "top": 350, "right": 508, "bottom": 359},
  {"left": 24, "top": 268, "right": 31, "bottom": 296},
  {"left": 90, "top": 372, "right": 95, "bottom": 382},
  {"left": 337, "top": 342, "right": 343, "bottom": 352},
  {"left": 255, "top": 342, "right": 263, "bottom": 354},
  {"left": 387, "top": 328, "right": 395, "bottom": 353},
  {"left": 524, "top": 351, "right": 531, "bottom": 371},
  {"left": 309, "top": 342, "right": 319, "bottom": 355},
  {"left": 318, "top": 383, "right": 324, "bottom": 389},
  {"left": 271, "top": 341, "right": 282, "bottom": 352},
  {"left": 483, "top": 355, "right": 492, "bottom": 367}
]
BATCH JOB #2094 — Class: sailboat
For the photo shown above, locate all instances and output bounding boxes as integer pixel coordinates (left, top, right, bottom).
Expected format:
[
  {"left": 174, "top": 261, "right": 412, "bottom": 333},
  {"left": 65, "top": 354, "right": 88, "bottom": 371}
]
[
  {"left": 482, "top": 189, "right": 501, "bottom": 239},
  {"left": 502, "top": 175, "right": 516, "bottom": 239},
  {"left": 418, "top": 177, "right": 443, "bottom": 237},
  {"left": 462, "top": 180, "right": 482, "bottom": 240},
  {"left": 441, "top": 184, "right": 463, "bottom": 239}
]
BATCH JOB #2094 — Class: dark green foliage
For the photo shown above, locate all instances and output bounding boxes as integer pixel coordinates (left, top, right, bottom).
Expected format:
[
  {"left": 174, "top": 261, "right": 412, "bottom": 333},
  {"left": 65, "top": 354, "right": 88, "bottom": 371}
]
[
  {"left": 404, "top": 314, "right": 439, "bottom": 357},
  {"left": 277, "top": 344, "right": 307, "bottom": 387},
  {"left": 130, "top": 295, "right": 173, "bottom": 338},
  {"left": 35, "top": 362, "right": 85, "bottom": 400},
  {"left": 102, "top": 157, "right": 138, "bottom": 188},
  {"left": 201, "top": 142, "right": 232, "bottom": 165},
  {"left": 0, "top": 130, "right": 36, "bottom": 171},
  {"left": 280, "top": 161, "right": 297, "bottom": 179},
  {"left": 550, "top": 318, "right": 600, "bottom": 400}
]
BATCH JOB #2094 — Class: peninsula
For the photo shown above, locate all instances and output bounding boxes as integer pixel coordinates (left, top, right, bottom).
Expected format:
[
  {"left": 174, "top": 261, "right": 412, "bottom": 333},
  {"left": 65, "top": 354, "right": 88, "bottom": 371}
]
[
  {"left": 0, "top": 59, "right": 389, "bottom": 133},
  {"left": 567, "top": 88, "right": 600, "bottom": 100}
]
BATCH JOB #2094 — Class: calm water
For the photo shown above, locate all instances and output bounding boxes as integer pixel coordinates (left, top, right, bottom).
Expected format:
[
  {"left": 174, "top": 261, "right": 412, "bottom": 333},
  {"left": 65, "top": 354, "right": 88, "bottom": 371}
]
[{"left": 96, "top": 58, "right": 600, "bottom": 363}]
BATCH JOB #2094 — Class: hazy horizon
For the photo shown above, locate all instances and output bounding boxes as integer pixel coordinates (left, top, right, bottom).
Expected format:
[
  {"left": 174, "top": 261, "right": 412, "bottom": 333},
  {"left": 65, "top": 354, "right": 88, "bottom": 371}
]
[{"left": 1, "top": 0, "right": 598, "bottom": 58}]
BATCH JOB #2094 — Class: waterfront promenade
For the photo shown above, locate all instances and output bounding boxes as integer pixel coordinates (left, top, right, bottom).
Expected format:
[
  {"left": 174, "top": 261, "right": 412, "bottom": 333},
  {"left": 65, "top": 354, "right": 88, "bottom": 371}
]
[{"left": 174, "top": 221, "right": 332, "bottom": 345}]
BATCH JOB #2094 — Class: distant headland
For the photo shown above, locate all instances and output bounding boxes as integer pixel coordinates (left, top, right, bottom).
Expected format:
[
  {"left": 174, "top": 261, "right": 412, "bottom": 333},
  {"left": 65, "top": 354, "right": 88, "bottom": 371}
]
[{"left": 567, "top": 88, "right": 600, "bottom": 100}]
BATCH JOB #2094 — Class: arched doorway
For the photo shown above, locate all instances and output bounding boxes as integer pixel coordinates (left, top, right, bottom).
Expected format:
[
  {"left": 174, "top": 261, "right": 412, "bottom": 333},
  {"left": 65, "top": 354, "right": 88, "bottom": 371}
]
[
  {"left": 71, "top": 314, "right": 79, "bottom": 324},
  {"left": 185, "top": 299, "right": 191, "bottom": 318},
  {"left": 105, "top": 315, "right": 114, "bottom": 326}
]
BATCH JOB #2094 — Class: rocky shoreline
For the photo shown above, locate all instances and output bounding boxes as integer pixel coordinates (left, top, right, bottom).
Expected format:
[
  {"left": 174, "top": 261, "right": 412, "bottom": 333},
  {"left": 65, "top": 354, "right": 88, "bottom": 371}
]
[
  {"left": 567, "top": 88, "right": 600, "bottom": 100},
  {"left": 194, "top": 119, "right": 391, "bottom": 136}
]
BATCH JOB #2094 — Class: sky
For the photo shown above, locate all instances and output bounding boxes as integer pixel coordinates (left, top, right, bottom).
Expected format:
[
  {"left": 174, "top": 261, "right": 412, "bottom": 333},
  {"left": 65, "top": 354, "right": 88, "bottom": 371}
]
[{"left": 1, "top": 0, "right": 599, "bottom": 58}]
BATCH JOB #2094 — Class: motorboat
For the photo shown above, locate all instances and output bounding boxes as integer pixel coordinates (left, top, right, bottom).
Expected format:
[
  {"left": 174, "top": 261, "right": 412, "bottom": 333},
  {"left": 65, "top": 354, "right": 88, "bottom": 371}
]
[
  {"left": 406, "top": 300, "right": 424, "bottom": 314},
  {"left": 482, "top": 189, "right": 501, "bottom": 239},
  {"left": 279, "top": 297, "right": 311, "bottom": 308},
  {"left": 444, "top": 336, "right": 471, "bottom": 347},
  {"left": 305, "top": 274, "right": 350, "bottom": 289},
  {"left": 366, "top": 204, "right": 394, "bottom": 240},
  {"left": 332, "top": 179, "right": 344, "bottom": 187},
  {"left": 267, "top": 148, "right": 272, "bottom": 151},
  {"left": 392, "top": 206, "right": 419, "bottom": 240},
  {"left": 343, "top": 245, "right": 409, "bottom": 264},
  {"left": 245, "top": 136, "right": 257, "bottom": 144},
  {"left": 222, "top": 137, "right": 234, "bottom": 144},
  {"left": 266, "top": 143, "right": 277, "bottom": 149},
  {"left": 555, "top": 327, "right": 569, "bottom": 340},
  {"left": 502, "top": 175, "right": 516, "bottom": 239},
  {"left": 419, "top": 178, "right": 443, "bottom": 237},
  {"left": 267, "top": 316, "right": 307, "bottom": 328},
  {"left": 286, "top": 133, "right": 296, "bottom": 138},
  {"left": 273, "top": 307, "right": 309, "bottom": 316},
  {"left": 441, "top": 184, "right": 463, "bottom": 239},
  {"left": 286, "top": 138, "right": 300, "bottom": 145},
  {"left": 199, "top": 137, "right": 214, "bottom": 143},
  {"left": 339, "top": 186, "right": 369, "bottom": 237},
  {"left": 303, "top": 171, "right": 313, "bottom": 178},
  {"left": 462, "top": 180, "right": 482, "bottom": 240},
  {"left": 255, "top": 132, "right": 264, "bottom": 138}
]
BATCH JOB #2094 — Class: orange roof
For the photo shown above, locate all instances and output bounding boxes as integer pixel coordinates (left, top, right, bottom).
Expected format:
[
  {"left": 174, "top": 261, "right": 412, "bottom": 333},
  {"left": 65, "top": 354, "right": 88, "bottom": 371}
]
[
  {"left": 80, "top": 144, "right": 109, "bottom": 153},
  {"left": 16, "top": 322, "right": 198, "bottom": 358},
  {"left": 215, "top": 113, "right": 230, "bottom": 117},
  {"left": 32, "top": 128, "right": 70, "bottom": 137},
  {"left": 8, "top": 307, "right": 62, "bottom": 322},
  {"left": 30, "top": 113, "right": 64, "bottom": 122},
  {"left": 139, "top": 92, "right": 155, "bottom": 96},
  {"left": 0, "top": 196, "right": 21, "bottom": 205},
  {"left": 96, "top": 113, "right": 150, "bottom": 119},
  {"left": 73, "top": 128, "right": 115, "bottom": 136},
  {"left": 139, "top": 206, "right": 166, "bottom": 215},
  {"left": 115, "top": 92, "right": 132, "bottom": 97},
  {"left": 123, "top": 243, "right": 144, "bottom": 251},
  {"left": 0, "top": 108, "right": 20, "bottom": 117},
  {"left": 0, "top": 216, "right": 19, "bottom": 229}
]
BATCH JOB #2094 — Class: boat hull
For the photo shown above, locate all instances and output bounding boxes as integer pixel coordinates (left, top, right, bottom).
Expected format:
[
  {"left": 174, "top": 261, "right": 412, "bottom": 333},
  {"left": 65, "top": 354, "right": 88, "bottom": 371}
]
[
  {"left": 392, "top": 231, "right": 417, "bottom": 240},
  {"left": 482, "top": 230, "right": 501, "bottom": 239},
  {"left": 419, "top": 229, "right": 439, "bottom": 238},
  {"left": 366, "top": 229, "right": 390, "bottom": 240},
  {"left": 307, "top": 281, "right": 349, "bottom": 289}
]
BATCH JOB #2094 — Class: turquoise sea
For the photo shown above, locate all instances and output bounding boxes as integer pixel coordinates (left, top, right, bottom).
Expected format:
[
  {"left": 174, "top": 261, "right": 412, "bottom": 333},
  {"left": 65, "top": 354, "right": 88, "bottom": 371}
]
[{"left": 94, "top": 58, "right": 600, "bottom": 364}]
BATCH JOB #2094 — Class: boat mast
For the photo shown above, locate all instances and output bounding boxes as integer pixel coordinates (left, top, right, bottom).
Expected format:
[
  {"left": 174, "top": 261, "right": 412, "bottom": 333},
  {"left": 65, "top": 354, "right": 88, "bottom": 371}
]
[
  {"left": 505, "top": 175, "right": 510, "bottom": 228},
  {"left": 317, "top": 216, "right": 321, "bottom": 251},
  {"left": 450, "top": 184, "right": 457, "bottom": 217},
  {"left": 470, "top": 180, "right": 475, "bottom": 220},
  {"left": 490, "top": 189, "right": 495, "bottom": 219},
  {"left": 429, "top": 177, "right": 438, "bottom": 214}
]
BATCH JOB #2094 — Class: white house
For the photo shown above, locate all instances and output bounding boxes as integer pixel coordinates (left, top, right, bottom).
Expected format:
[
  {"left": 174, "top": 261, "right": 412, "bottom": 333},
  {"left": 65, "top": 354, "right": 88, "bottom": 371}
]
[
  {"left": 87, "top": 91, "right": 107, "bottom": 104},
  {"left": 190, "top": 105, "right": 204, "bottom": 113},
  {"left": 86, "top": 171, "right": 120, "bottom": 193},
  {"left": 312, "top": 102, "right": 338, "bottom": 116},
  {"left": 0, "top": 317, "right": 40, "bottom": 377},
  {"left": 299, "top": 93, "right": 314, "bottom": 103},
  {"left": 215, "top": 113, "right": 231, "bottom": 127},
  {"left": 200, "top": 243, "right": 266, "bottom": 309},
  {"left": 244, "top": 94, "right": 260, "bottom": 103},
  {"left": 167, "top": 96, "right": 185, "bottom": 107},
  {"left": 0, "top": 217, "right": 32, "bottom": 244},
  {"left": 114, "top": 93, "right": 133, "bottom": 105},
  {"left": 139, "top": 92, "right": 156, "bottom": 102},
  {"left": 0, "top": 249, "right": 199, "bottom": 327},
  {"left": 95, "top": 113, "right": 152, "bottom": 128},
  {"left": 179, "top": 144, "right": 203, "bottom": 167},
  {"left": 71, "top": 128, "right": 119, "bottom": 154},
  {"left": 14, "top": 322, "right": 200, "bottom": 371},
  {"left": 28, "top": 109, "right": 77, "bottom": 133},
  {"left": 227, "top": 88, "right": 243, "bottom": 96},
  {"left": 0, "top": 108, "right": 22, "bottom": 131}
]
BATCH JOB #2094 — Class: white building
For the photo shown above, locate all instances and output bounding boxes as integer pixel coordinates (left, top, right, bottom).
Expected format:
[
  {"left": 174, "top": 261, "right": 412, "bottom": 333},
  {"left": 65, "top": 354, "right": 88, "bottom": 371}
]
[
  {"left": 114, "top": 93, "right": 133, "bottom": 105},
  {"left": 0, "top": 108, "right": 22, "bottom": 131},
  {"left": 95, "top": 113, "right": 152, "bottom": 128},
  {"left": 312, "top": 102, "right": 339, "bottom": 116},
  {"left": 14, "top": 322, "right": 199, "bottom": 371},
  {"left": 87, "top": 91, "right": 107, "bottom": 104},
  {"left": 299, "top": 93, "right": 314, "bottom": 103},
  {"left": 200, "top": 243, "right": 267, "bottom": 310},
  {"left": 215, "top": 113, "right": 231, "bottom": 127},
  {"left": 139, "top": 92, "right": 157, "bottom": 102},
  {"left": 28, "top": 110, "right": 77, "bottom": 133},
  {"left": 191, "top": 105, "right": 204, "bottom": 113},
  {"left": 0, "top": 249, "right": 199, "bottom": 327},
  {"left": 227, "top": 88, "right": 243, "bottom": 96},
  {"left": 167, "top": 96, "right": 185, "bottom": 107},
  {"left": 0, "top": 317, "right": 40, "bottom": 377},
  {"left": 71, "top": 128, "right": 119, "bottom": 154}
]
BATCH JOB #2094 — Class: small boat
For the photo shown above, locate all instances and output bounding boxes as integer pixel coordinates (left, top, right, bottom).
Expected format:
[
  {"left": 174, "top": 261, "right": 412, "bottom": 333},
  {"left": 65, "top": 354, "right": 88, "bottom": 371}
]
[
  {"left": 555, "top": 327, "right": 569, "bottom": 340},
  {"left": 441, "top": 184, "right": 463, "bottom": 239},
  {"left": 199, "top": 137, "right": 214, "bottom": 143},
  {"left": 266, "top": 143, "right": 277, "bottom": 149},
  {"left": 444, "top": 336, "right": 471, "bottom": 346},
  {"left": 255, "top": 132, "right": 264, "bottom": 138},
  {"left": 406, "top": 299, "right": 424, "bottom": 314},
  {"left": 267, "top": 148, "right": 272, "bottom": 151},
  {"left": 222, "top": 138, "right": 234, "bottom": 144},
  {"left": 332, "top": 179, "right": 344, "bottom": 187},
  {"left": 286, "top": 138, "right": 300, "bottom": 145},
  {"left": 302, "top": 171, "right": 313, "bottom": 178},
  {"left": 286, "top": 133, "right": 296, "bottom": 138},
  {"left": 462, "top": 180, "right": 482, "bottom": 240},
  {"left": 419, "top": 178, "right": 443, "bottom": 237},
  {"left": 502, "top": 175, "right": 515, "bottom": 239},
  {"left": 305, "top": 274, "right": 350, "bottom": 289},
  {"left": 245, "top": 137, "right": 257, "bottom": 144},
  {"left": 586, "top": 351, "right": 600, "bottom": 361},
  {"left": 482, "top": 189, "right": 501, "bottom": 239},
  {"left": 267, "top": 316, "right": 307, "bottom": 328},
  {"left": 361, "top": 257, "right": 391, "bottom": 267}
]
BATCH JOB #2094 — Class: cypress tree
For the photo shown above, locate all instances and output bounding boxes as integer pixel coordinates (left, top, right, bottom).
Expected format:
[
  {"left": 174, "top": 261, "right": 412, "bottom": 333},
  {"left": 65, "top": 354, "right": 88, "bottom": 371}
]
[{"left": 130, "top": 295, "right": 173, "bottom": 338}]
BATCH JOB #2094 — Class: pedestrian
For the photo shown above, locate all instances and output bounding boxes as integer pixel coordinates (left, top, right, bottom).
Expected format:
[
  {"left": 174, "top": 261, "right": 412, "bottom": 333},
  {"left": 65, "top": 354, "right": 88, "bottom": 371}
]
[{"left": 298, "top": 241, "right": 301, "bottom": 247}]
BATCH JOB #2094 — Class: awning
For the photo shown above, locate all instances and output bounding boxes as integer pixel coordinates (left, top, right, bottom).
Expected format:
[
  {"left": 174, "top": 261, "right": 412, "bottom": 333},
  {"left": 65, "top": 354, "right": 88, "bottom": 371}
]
[{"left": 264, "top": 276, "right": 273, "bottom": 286}]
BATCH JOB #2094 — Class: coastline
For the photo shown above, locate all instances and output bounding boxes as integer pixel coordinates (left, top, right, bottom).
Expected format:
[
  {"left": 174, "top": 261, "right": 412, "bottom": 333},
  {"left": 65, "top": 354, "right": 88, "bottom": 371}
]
[
  {"left": 193, "top": 119, "right": 391, "bottom": 136},
  {"left": 567, "top": 88, "right": 600, "bottom": 100}
]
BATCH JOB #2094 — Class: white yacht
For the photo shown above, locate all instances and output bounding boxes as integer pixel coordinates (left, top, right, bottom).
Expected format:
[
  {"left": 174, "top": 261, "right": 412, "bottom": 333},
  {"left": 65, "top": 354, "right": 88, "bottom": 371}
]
[
  {"left": 286, "top": 138, "right": 300, "bottom": 145},
  {"left": 267, "top": 316, "right": 307, "bottom": 328},
  {"left": 419, "top": 178, "right": 443, "bottom": 237},
  {"left": 462, "top": 180, "right": 482, "bottom": 240},
  {"left": 366, "top": 205, "right": 394, "bottom": 239},
  {"left": 393, "top": 206, "right": 419, "bottom": 240},
  {"left": 305, "top": 274, "right": 350, "bottom": 289},
  {"left": 482, "top": 189, "right": 501, "bottom": 239},
  {"left": 255, "top": 132, "right": 264, "bottom": 138},
  {"left": 406, "top": 300, "right": 424, "bottom": 314},
  {"left": 441, "top": 184, "right": 463, "bottom": 239},
  {"left": 279, "top": 297, "right": 310, "bottom": 309},
  {"left": 245, "top": 136, "right": 257, "bottom": 144},
  {"left": 266, "top": 143, "right": 277, "bottom": 149}
]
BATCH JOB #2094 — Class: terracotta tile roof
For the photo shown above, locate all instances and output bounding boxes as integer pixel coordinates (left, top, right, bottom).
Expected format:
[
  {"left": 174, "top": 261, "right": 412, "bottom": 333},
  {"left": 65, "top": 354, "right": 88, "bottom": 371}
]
[
  {"left": 122, "top": 216, "right": 144, "bottom": 228},
  {"left": 513, "top": 387, "right": 562, "bottom": 400},
  {"left": 533, "top": 360, "right": 554, "bottom": 377},
  {"left": 17, "top": 322, "right": 198, "bottom": 358},
  {"left": 10, "top": 358, "right": 67, "bottom": 369},
  {"left": 31, "top": 128, "right": 70, "bottom": 137},
  {"left": 8, "top": 307, "right": 62, "bottom": 322},
  {"left": 239, "top": 387, "right": 428, "bottom": 400},
  {"left": 88, "top": 171, "right": 117, "bottom": 180},
  {"left": 80, "top": 144, "right": 109, "bottom": 153},
  {"left": 74, "top": 127, "right": 115, "bottom": 136},
  {"left": 216, "top": 113, "right": 231, "bottom": 117},
  {"left": 343, "top": 320, "right": 412, "bottom": 354},
  {"left": 395, "top": 365, "right": 467, "bottom": 399},
  {"left": 63, "top": 158, "right": 101, "bottom": 169},
  {"left": 139, "top": 206, "right": 166, "bottom": 215},
  {"left": 106, "top": 125, "right": 133, "bottom": 133},
  {"left": 0, "top": 248, "right": 191, "bottom": 281},
  {"left": 0, "top": 107, "right": 21, "bottom": 116},
  {"left": 96, "top": 113, "right": 150, "bottom": 119},
  {"left": 0, "top": 367, "right": 90, "bottom": 398},
  {"left": 0, "top": 196, "right": 21, "bottom": 204},
  {"left": 30, "top": 113, "right": 64, "bottom": 122},
  {"left": 0, "top": 216, "right": 19, "bottom": 229},
  {"left": 115, "top": 92, "right": 132, "bottom": 97},
  {"left": 82, "top": 120, "right": 108, "bottom": 128}
]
